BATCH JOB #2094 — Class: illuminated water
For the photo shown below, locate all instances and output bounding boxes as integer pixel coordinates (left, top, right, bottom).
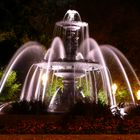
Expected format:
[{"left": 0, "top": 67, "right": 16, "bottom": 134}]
[{"left": 0, "top": 10, "right": 140, "bottom": 116}]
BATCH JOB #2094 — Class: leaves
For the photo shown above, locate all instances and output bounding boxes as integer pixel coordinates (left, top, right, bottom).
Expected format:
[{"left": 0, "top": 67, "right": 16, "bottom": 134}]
[
  {"left": 98, "top": 90, "right": 107, "bottom": 105},
  {"left": 0, "top": 70, "right": 21, "bottom": 102}
]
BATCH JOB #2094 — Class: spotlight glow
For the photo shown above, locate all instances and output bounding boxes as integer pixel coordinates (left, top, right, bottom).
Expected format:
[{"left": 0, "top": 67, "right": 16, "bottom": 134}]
[
  {"left": 41, "top": 73, "right": 48, "bottom": 86},
  {"left": 112, "top": 83, "right": 118, "bottom": 95},
  {"left": 136, "top": 90, "right": 140, "bottom": 100}
]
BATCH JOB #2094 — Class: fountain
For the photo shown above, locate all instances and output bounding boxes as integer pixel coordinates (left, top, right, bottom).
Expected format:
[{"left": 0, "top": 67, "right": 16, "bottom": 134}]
[{"left": 0, "top": 10, "right": 140, "bottom": 117}]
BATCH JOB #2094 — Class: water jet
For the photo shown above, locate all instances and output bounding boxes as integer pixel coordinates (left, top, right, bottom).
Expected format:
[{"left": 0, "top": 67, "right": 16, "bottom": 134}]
[{"left": 0, "top": 10, "right": 140, "bottom": 117}]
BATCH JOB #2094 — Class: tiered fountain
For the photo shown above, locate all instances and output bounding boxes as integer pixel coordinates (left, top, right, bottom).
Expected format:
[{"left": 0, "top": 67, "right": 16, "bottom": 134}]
[{"left": 0, "top": 10, "right": 140, "bottom": 116}]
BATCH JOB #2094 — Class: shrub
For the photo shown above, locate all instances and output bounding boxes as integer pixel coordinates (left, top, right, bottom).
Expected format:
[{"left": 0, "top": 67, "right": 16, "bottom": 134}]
[{"left": 0, "top": 69, "right": 21, "bottom": 102}]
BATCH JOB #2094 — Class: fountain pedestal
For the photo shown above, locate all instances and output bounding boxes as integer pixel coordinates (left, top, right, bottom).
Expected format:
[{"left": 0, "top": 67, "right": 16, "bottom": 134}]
[{"left": 47, "top": 78, "right": 84, "bottom": 113}]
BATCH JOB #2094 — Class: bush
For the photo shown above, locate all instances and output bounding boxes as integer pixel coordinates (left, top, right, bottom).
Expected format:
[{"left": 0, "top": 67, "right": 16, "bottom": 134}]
[{"left": 0, "top": 69, "right": 21, "bottom": 102}]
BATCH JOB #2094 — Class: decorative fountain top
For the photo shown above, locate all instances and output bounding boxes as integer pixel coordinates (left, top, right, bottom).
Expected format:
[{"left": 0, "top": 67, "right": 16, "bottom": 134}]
[
  {"left": 0, "top": 10, "right": 140, "bottom": 117},
  {"left": 63, "top": 10, "right": 82, "bottom": 21},
  {"left": 53, "top": 9, "right": 88, "bottom": 61}
]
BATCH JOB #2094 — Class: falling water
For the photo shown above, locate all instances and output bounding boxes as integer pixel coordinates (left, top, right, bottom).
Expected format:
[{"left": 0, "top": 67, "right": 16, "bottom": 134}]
[
  {"left": 0, "top": 10, "right": 139, "bottom": 117},
  {"left": 0, "top": 42, "right": 46, "bottom": 94},
  {"left": 100, "top": 45, "right": 136, "bottom": 104},
  {"left": 110, "top": 46, "right": 140, "bottom": 86},
  {"left": 79, "top": 38, "right": 115, "bottom": 106},
  {"left": 20, "top": 37, "right": 66, "bottom": 102}
]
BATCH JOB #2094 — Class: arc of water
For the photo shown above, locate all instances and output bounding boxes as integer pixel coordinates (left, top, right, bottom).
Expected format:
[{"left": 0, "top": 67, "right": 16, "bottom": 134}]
[
  {"left": 42, "top": 37, "right": 66, "bottom": 102},
  {"left": 80, "top": 38, "right": 115, "bottom": 106},
  {"left": 85, "top": 71, "right": 90, "bottom": 97},
  {"left": 81, "top": 23, "right": 89, "bottom": 46},
  {"left": 26, "top": 66, "right": 39, "bottom": 102},
  {"left": 20, "top": 64, "right": 35, "bottom": 100},
  {"left": 44, "top": 37, "right": 65, "bottom": 61},
  {"left": 99, "top": 68, "right": 112, "bottom": 105},
  {"left": 73, "top": 63, "right": 76, "bottom": 103},
  {"left": 91, "top": 71, "right": 98, "bottom": 103},
  {"left": 43, "top": 49, "right": 51, "bottom": 60},
  {"left": 106, "top": 67, "right": 116, "bottom": 106},
  {"left": 34, "top": 68, "right": 43, "bottom": 101},
  {"left": 49, "top": 71, "right": 55, "bottom": 97},
  {"left": 110, "top": 46, "right": 140, "bottom": 86},
  {"left": 41, "top": 70, "right": 48, "bottom": 102},
  {"left": 48, "top": 88, "right": 61, "bottom": 107},
  {"left": 101, "top": 45, "right": 135, "bottom": 104},
  {"left": 0, "top": 42, "right": 45, "bottom": 94}
]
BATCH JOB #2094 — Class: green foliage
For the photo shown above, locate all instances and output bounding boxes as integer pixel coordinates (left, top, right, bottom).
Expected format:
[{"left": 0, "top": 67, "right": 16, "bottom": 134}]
[
  {"left": 0, "top": 31, "right": 16, "bottom": 42},
  {"left": 46, "top": 75, "right": 63, "bottom": 97},
  {"left": 0, "top": 70, "right": 21, "bottom": 102},
  {"left": 116, "top": 87, "right": 131, "bottom": 103},
  {"left": 98, "top": 90, "right": 107, "bottom": 105},
  {"left": 97, "top": 86, "right": 132, "bottom": 105},
  {"left": 77, "top": 78, "right": 90, "bottom": 97},
  {"left": 46, "top": 76, "right": 90, "bottom": 98},
  {"left": 0, "top": 0, "right": 77, "bottom": 48}
]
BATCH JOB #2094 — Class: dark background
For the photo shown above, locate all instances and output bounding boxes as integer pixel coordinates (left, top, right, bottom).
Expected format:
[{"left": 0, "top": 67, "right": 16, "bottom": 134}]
[{"left": 0, "top": 0, "right": 140, "bottom": 74}]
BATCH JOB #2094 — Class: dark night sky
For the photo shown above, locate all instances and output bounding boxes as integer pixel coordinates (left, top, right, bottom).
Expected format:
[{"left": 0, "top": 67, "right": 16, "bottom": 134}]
[
  {"left": 0, "top": 0, "right": 140, "bottom": 73},
  {"left": 73, "top": 0, "right": 140, "bottom": 72}
]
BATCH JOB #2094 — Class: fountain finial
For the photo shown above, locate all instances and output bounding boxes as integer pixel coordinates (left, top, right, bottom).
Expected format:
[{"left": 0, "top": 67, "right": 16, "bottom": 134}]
[{"left": 63, "top": 10, "right": 82, "bottom": 22}]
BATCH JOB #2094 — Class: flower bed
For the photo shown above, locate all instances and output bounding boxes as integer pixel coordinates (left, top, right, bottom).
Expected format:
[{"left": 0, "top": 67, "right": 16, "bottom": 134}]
[
  {"left": 0, "top": 102, "right": 140, "bottom": 134},
  {"left": 0, "top": 114, "right": 140, "bottom": 134}
]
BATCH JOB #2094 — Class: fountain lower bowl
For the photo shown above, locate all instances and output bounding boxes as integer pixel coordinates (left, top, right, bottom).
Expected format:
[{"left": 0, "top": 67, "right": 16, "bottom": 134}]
[
  {"left": 51, "top": 61, "right": 100, "bottom": 78},
  {"left": 36, "top": 61, "right": 102, "bottom": 78}
]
